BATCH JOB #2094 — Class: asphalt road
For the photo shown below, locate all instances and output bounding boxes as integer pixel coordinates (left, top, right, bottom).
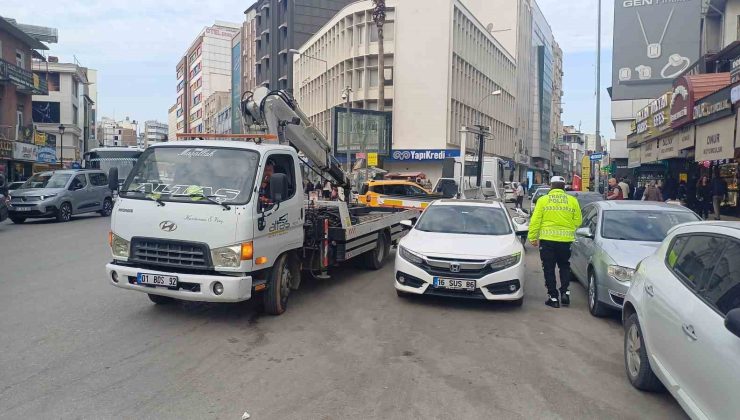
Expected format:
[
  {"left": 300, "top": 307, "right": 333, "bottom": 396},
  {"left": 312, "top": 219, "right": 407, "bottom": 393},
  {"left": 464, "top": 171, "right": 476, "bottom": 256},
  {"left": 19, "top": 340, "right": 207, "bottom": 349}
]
[{"left": 0, "top": 215, "right": 686, "bottom": 420}]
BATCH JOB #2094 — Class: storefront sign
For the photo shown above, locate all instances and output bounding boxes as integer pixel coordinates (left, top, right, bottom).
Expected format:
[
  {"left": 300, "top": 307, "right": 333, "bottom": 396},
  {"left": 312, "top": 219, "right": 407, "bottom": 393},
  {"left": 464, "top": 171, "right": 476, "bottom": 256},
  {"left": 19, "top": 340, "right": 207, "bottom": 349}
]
[
  {"left": 13, "top": 142, "right": 38, "bottom": 161},
  {"left": 695, "top": 116, "right": 736, "bottom": 161},
  {"left": 34, "top": 131, "right": 46, "bottom": 146},
  {"left": 670, "top": 77, "right": 693, "bottom": 128},
  {"left": 36, "top": 146, "right": 57, "bottom": 164},
  {"left": 0, "top": 140, "right": 12, "bottom": 159},
  {"left": 628, "top": 147, "right": 641, "bottom": 168},
  {"left": 388, "top": 149, "right": 461, "bottom": 161},
  {"left": 694, "top": 86, "right": 733, "bottom": 124},
  {"left": 45, "top": 133, "right": 57, "bottom": 148},
  {"left": 677, "top": 126, "right": 694, "bottom": 150},
  {"left": 732, "top": 57, "right": 740, "bottom": 83},
  {"left": 367, "top": 152, "right": 378, "bottom": 167},
  {"left": 581, "top": 156, "right": 591, "bottom": 190},
  {"left": 640, "top": 140, "right": 658, "bottom": 164},
  {"left": 731, "top": 84, "right": 740, "bottom": 103},
  {"left": 657, "top": 133, "right": 680, "bottom": 160}
]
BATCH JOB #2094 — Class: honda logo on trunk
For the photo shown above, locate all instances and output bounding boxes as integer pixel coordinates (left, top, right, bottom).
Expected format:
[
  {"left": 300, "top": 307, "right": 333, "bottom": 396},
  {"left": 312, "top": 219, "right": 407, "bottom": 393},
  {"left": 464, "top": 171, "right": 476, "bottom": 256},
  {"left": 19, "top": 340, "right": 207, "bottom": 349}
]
[
  {"left": 159, "top": 221, "right": 177, "bottom": 232},
  {"left": 450, "top": 263, "right": 461, "bottom": 273}
]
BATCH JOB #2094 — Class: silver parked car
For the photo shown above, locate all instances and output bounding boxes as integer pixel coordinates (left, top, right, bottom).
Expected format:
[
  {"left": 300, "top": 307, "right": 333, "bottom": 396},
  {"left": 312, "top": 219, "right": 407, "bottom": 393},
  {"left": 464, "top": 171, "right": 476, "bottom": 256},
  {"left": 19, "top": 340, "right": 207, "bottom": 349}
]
[
  {"left": 570, "top": 201, "right": 701, "bottom": 317},
  {"left": 8, "top": 170, "right": 113, "bottom": 223},
  {"left": 622, "top": 222, "right": 740, "bottom": 419}
]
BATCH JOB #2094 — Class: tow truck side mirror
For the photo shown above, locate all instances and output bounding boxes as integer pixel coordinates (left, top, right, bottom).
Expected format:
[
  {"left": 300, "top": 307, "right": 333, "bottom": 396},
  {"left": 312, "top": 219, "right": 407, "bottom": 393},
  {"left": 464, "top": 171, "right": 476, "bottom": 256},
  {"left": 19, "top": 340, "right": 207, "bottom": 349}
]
[
  {"left": 270, "top": 173, "right": 289, "bottom": 203},
  {"left": 400, "top": 219, "right": 415, "bottom": 229},
  {"left": 108, "top": 168, "right": 119, "bottom": 191}
]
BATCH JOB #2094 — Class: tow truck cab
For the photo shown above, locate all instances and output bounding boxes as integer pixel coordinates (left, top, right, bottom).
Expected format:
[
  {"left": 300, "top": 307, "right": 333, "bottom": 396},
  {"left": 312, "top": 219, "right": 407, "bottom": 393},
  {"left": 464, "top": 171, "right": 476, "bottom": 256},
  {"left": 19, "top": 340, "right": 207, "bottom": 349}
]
[{"left": 106, "top": 140, "right": 306, "bottom": 304}]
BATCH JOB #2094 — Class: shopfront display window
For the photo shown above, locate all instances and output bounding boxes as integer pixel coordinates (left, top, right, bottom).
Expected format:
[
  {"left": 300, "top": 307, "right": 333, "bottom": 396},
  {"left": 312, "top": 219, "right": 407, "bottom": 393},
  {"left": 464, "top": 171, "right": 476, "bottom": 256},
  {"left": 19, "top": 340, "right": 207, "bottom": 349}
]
[{"left": 719, "top": 162, "right": 738, "bottom": 207}]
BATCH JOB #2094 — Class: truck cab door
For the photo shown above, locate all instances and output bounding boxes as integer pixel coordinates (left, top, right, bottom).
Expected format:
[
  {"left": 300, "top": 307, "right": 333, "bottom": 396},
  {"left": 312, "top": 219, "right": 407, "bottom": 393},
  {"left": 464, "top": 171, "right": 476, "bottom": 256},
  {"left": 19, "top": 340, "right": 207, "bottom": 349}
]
[{"left": 252, "top": 152, "right": 304, "bottom": 266}]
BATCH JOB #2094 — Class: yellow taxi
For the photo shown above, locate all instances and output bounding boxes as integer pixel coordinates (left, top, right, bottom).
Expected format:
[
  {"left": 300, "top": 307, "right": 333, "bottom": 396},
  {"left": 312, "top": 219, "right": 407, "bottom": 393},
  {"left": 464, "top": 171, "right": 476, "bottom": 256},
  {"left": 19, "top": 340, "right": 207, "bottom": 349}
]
[{"left": 358, "top": 180, "right": 434, "bottom": 208}]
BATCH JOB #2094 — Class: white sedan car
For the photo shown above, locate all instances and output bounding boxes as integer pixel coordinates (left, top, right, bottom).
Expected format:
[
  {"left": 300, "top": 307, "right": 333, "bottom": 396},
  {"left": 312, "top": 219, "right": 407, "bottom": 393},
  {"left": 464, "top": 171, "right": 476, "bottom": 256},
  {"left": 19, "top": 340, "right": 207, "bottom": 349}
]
[
  {"left": 623, "top": 222, "right": 740, "bottom": 420},
  {"left": 394, "top": 199, "right": 528, "bottom": 305}
]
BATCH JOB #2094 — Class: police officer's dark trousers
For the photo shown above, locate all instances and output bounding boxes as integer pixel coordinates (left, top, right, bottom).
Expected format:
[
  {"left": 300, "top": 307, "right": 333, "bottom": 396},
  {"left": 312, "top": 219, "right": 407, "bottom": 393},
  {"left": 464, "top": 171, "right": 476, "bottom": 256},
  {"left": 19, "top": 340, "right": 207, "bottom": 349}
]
[{"left": 539, "top": 240, "right": 572, "bottom": 297}]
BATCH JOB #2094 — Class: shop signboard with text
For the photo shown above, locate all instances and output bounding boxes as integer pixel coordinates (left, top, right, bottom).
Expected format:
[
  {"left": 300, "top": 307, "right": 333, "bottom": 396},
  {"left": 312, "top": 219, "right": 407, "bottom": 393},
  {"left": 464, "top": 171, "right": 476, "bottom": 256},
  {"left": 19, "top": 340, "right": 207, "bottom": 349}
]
[
  {"left": 388, "top": 149, "right": 461, "bottom": 161},
  {"left": 628, "top": 147, "right": 641, "bottom": 168},
  {"left": 657, "top": 132, "right": 680, "bottom": 160},
  {"left": 676, "top": 126, "right": 694, "bottom": 150},
  {"left": 0, "top": 140, "right": 12, "bottom": 159},
  {"left": 693, "top": 86, "right": 733, "bottom": 125},
  {"left": 694, "top": 115, "right": 736, "bottom": 161},
  {"left": 670, "top": 76, "right": 693, "bottom": 128},
  {"left": 36, "top": 147, "right": 57, "bottom": 164},
  {"left": 640, "top": 140, "right": 658, "bottom": 164},
  {"left": 13, "top": 142, "right": 38, "bottom": 161},
  {"left": 581, "top": 156, "right": 591, "bottom": 191}
]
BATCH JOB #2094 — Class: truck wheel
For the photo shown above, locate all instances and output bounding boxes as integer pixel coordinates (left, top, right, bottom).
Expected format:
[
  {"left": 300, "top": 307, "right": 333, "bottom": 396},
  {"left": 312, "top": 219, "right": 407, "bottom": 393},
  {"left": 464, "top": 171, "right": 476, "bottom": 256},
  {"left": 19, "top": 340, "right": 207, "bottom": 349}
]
[
  {"left": 363, "top": 231, "right": 389, "bottom": 270},
  {"left": 263, "top": 254, "right": 297, "bottom": 315},
  {"left": 148, "top": 294, "right": 175, "bottom": 304},
  {"left": 10, "top": 216, "right": 25, "bottom": 224}
]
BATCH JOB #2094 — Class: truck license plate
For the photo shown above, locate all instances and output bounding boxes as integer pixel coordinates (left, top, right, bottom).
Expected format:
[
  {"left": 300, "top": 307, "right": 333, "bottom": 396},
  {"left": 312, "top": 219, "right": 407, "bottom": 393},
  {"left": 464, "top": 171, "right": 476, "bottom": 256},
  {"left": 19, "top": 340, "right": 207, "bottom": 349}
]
[
  {"left": 137, "top": 273, "right": 178, "bottom": 288},
  {"left": 433, "top": 277, "right": 476, "bottom": 291}
]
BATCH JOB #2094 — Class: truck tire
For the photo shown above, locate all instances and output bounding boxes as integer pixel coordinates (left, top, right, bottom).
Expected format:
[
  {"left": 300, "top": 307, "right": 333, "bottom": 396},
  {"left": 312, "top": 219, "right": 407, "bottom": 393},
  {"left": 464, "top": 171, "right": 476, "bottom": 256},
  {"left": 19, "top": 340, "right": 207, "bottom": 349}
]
[
  {"left": 148, "top": 294, "right": 175, "bottom": 304},
  {"left": 263, "top": 253, "right": 297, "bottom": 315},
  {"left": 363, "top": 231, "right": 390, "bottom": 270}
]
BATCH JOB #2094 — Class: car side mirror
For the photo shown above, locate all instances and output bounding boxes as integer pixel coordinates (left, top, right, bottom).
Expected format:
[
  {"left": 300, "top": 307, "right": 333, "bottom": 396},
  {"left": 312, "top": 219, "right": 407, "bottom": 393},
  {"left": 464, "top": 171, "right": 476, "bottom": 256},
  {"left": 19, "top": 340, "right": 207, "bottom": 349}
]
[
  {"left": 108, "top": 168, "right": 119, "bottom": 191},
  {"left": 269, "top": 173, "right": 289, "bottom": 203},
  {"left": 576, "top": 227, "right": 594, "bottom": 239},
  {"left": 400, "top": 219, "right": 415, "bottom": 229},
  {"left": 725, "top": 308, "right": 740, "bottom": 338},
  {"left": 512, "top": 216, "right": 528, "bottom": 236}
]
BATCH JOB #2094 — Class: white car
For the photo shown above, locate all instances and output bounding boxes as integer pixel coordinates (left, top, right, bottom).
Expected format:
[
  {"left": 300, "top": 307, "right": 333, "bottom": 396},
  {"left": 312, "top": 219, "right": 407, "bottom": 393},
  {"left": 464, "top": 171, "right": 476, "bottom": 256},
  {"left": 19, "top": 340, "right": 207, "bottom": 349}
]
[
  {"left": 504, "top": 182, "right": 516, "bottom": 203},
  {"left": 394, "top": 199, "right": 528, "bottom": 305},
  {"left": 622, "top": 222, "right": 740, "bottom": 420}
]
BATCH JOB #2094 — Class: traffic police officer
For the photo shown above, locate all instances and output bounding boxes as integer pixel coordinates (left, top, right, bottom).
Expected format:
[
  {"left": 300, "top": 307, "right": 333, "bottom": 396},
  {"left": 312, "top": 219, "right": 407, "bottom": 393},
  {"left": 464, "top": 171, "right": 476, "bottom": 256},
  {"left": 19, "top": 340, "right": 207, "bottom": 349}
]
[{"left": 528, "top": 176, "right": 582, "bottom": 308}]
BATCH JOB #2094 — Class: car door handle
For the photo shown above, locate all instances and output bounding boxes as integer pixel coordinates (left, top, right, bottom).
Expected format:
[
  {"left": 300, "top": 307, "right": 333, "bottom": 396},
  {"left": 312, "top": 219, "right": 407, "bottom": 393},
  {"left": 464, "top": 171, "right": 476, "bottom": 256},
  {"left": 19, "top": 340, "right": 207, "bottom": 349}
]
[
  {"left": 682, "top": 324, "right": 697, "bottom": 341},
  {"left": 645, "top": 284, "right": 655, "bottom": 297}
]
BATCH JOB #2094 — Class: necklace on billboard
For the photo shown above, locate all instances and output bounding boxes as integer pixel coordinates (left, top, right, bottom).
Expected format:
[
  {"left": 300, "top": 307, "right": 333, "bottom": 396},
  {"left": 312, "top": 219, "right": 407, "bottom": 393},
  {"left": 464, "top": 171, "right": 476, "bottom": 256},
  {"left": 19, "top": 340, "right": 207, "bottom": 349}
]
[{"left": 636, "top": 7, "right": 675, "bottom": 59}]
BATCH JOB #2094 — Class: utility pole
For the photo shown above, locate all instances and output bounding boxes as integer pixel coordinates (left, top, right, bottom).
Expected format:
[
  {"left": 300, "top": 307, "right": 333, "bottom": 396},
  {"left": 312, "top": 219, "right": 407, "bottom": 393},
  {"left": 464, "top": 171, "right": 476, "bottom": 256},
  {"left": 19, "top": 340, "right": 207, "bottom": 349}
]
[
  {"left": 594, "top": 0, "right": 602, "bottom": 192},
  {"left": 372, "top": 1, "right": 386, "bottom": 112},
  {"left": 342, "top": 86, "right": 352, "bottom": 178}
]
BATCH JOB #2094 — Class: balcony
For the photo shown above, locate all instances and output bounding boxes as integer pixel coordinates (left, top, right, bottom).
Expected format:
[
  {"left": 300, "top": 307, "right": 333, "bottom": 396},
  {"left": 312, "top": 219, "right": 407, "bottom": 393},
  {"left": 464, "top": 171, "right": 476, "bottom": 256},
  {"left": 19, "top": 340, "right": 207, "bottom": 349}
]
[{"left": 0, "top": 59, "right": 48, "bottom": 95}]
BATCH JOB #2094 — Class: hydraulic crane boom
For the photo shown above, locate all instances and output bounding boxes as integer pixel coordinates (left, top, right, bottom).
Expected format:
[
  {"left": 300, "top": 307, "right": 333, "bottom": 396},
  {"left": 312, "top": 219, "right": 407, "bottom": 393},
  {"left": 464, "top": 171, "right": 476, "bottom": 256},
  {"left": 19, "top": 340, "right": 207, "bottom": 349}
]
[{"left": 241, "top": 87, "right": 351, "bottom": 191}]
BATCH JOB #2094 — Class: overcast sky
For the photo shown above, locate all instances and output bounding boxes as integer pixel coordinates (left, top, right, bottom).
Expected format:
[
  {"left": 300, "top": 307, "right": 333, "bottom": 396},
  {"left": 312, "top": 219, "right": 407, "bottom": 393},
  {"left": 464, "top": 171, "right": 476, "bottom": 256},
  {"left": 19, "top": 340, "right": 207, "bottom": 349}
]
[{"left": 4, "top": 0, "right": 615, "bottom": 137}]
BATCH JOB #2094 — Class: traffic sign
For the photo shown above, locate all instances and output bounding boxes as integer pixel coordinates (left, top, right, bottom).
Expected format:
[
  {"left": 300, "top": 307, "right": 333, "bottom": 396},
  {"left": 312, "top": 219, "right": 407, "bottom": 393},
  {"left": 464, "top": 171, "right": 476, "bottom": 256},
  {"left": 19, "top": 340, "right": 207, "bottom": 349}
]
[{"left": 590, "top": 153, "right": 604, "bottom": 161}]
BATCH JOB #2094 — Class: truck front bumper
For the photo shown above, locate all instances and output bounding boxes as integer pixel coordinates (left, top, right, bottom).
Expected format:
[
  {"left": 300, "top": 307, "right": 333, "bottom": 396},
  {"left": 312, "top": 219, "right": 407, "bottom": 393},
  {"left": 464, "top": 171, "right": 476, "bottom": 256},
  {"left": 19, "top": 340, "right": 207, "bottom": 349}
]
[{"left": 106, "top": 263, "right": 254, "bottom": 303}]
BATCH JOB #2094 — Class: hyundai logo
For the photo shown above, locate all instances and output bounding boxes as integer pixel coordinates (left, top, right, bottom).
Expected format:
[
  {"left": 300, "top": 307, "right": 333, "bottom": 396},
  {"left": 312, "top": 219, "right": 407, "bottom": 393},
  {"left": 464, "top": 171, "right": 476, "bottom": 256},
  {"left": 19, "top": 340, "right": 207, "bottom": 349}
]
[
  {"left": 449, "top": 263, "right": 461, "bottom": 273},
  {"left": 159, "top": 221, "right": 177, "bottom": 232}
]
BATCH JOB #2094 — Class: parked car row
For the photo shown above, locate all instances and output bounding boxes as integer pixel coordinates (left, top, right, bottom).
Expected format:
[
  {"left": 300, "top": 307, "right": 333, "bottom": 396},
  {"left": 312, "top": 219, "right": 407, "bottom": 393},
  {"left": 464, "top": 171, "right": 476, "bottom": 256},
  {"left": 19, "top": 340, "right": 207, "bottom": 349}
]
[{"left": 2, "top": 169, "right": 113, "bottom": 224}]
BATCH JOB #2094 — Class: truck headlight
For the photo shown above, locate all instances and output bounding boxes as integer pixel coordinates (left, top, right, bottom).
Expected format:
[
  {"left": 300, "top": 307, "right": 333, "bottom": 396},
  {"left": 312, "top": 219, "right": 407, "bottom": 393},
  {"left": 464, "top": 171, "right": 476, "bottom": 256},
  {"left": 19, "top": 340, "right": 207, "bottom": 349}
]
[
  {"left": 608, "top": 265, "right": 635, "bottom": 282},
  {"left": 211, "top": 242, "right": 252, "bottom": 268},
  {"left": 490, "top": 252, "right": 521, "bottom": 271},
  {"left": 109, "top": 232, "right": 130, "bottom": 258},
  {"left": 399, "top": 245, "right": 423, "bottom": 265}
]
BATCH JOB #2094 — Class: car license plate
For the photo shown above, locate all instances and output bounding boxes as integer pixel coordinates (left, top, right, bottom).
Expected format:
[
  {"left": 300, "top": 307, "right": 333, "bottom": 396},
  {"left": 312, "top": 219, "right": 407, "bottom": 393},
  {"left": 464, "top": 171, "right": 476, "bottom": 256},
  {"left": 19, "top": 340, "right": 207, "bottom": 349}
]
[
  {"left": 137, "top": 273, "right": 178, "bottom": 287},
  {"left": 14, "top": 207, "right": 31, "bottom": 211},
  {"left": 433, "top": 277, "right": 476, "bottom": 291}
]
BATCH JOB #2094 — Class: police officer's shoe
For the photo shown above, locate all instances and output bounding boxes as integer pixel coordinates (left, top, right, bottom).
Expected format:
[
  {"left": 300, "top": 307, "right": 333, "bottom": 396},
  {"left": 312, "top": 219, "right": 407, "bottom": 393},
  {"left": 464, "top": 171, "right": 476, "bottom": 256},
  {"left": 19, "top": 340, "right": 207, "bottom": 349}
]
[
  {"left": 560, "top": 291, "right": 570, "bottom": 306},
  {"left": 545, "top": 295, "right": 560, "bottom": 308}
]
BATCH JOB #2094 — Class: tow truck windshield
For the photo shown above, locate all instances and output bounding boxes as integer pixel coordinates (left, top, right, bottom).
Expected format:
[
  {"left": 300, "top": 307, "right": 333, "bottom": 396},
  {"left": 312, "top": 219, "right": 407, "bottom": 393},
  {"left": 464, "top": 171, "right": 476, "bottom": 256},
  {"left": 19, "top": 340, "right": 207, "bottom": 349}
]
[{"left": 121, "top": 146, "right": 260, "bottom": 205}]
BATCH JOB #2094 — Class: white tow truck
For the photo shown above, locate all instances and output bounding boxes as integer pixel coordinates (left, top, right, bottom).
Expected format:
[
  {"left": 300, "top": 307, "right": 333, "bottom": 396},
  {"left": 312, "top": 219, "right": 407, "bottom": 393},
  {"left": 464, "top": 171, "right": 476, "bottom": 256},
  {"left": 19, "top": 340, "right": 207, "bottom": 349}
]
[{"left": 105, "top": 88, "right": 419, "bottom": 314}]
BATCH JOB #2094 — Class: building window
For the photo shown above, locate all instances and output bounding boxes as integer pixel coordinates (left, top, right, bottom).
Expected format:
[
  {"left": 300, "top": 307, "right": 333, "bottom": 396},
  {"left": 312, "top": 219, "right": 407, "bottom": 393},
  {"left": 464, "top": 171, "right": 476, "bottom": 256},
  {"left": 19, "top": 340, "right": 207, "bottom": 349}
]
[
  {"left": 369, "top": 68, "right": 378, "bottom": 87},
  {"left": 72, "top": 81, "right": 79, "bottom": 98},
  {"left": 16, "top": 49, "right": 25, "bottom": 69},
  {"left": 177, "top": 80, "right": 185, "bottom": 92},
  {"left": 72, "top": 104, "right": 78, "bottom": 125}
]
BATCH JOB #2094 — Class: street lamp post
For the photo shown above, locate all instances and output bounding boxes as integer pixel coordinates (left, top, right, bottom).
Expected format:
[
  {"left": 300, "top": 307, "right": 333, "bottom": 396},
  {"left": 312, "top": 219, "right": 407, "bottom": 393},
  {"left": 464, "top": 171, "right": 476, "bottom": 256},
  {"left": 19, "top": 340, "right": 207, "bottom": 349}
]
[
  {"left": 473, "top": 90, "right": 502, "bottom": 193},
  {"left": 288, "top": 49, "right": 329, "bottom": 135},
  {"left": 58, "top": 124, "right": 65, "bottom": 169},
  {"left": 341, "top": 87, "right": 352, "bottom": 177}
]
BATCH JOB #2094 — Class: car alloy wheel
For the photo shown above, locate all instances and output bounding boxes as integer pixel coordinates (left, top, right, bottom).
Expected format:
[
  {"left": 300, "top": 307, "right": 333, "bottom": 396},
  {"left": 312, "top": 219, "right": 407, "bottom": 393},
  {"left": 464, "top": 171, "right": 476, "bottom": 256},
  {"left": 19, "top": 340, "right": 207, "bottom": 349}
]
[
  {"left": 626, "top": 323, "right": 641, "bottom": 378},
  {"left": 588, "top": 273, "right": 596, "bottom": 310},
  {"left": 102, "top": 199, "right": 112, "bottom": 216},
  {"left": 59, "top": 203, "right": 72, "bottom": 222}
]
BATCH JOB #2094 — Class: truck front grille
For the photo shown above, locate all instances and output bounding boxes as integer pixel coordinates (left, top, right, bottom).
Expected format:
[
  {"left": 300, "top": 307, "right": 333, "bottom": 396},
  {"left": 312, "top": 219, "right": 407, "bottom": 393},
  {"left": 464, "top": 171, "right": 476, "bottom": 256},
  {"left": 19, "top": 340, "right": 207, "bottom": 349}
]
[{"left": 130, "top": 237, "right": 212, "bottom": 271}]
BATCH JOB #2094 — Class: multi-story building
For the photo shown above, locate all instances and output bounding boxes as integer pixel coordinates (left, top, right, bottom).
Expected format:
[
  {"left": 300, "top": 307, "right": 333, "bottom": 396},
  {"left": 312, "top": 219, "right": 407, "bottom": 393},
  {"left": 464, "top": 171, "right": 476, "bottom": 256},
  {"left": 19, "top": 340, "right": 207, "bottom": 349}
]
[
  {"left": 292, "top": 0, "right": 517, "bottom": 180},
  {"left": 0, "top": 17, "right": 54, "bottom": 180},
  {"left": 584, "top": 133, "right": 604, "bottom": 153},
  {"left": 528, "top": 2, "right": 554, "bottom": 184},
  {"left": 144, "top": 120, "right": 168, "bottom": 146},
  {"left": 253, "top": 0, "right": 358, "bottom": 91},
  {"left": 550, "top": 40, "right": 563, "bottom": 160},
  {"left": 175, "top": 21, "right": 239, "bottom": 136},
  {"left": 243, "top": 4, "right": 258, "bottom": 94},
  {"left": 86, "top": 69, "right": 98, "bottom": 151},
  {"left": 32, "top": 58, "right": 96, "bottom": 168},
  {"left": 215, "top": 105, "right": 232, "bottom": 135},
  {"left": 203, "top": 90, "right": 230, "bottom": 134},
  {"left": 97, "top": 117, "right": 137, "bottom": 147},
  {"left": 563, "top": 125, "right": 585, "bottom": 179},
  {"left": 167, "top": 104, "right": 177, "bottom": 142}
]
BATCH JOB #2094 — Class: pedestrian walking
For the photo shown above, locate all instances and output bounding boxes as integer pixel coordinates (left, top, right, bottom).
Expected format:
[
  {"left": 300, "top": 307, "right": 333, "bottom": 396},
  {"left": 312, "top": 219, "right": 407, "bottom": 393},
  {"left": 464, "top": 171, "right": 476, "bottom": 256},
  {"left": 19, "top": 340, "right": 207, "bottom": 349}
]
[
  {"left": 696, "top": 176, "right": 712, "bottom": 219},
  {"left": 514, "top": 182, "right": 525, "bottom": 209},
  {"left": 642, "top": 181, "right": 663, "bottom": 202},
  {"left": 528, "top": 176, "right": 582, "bottom": 308},
  {"left": 606, "top": 178, "right": 624, "bottom": 200},
  {"left": 619, "top": 178, "right": 631, "bottom": 200},
  {"left": 711, "top": 173, "right": 728, "bottom": 220}
]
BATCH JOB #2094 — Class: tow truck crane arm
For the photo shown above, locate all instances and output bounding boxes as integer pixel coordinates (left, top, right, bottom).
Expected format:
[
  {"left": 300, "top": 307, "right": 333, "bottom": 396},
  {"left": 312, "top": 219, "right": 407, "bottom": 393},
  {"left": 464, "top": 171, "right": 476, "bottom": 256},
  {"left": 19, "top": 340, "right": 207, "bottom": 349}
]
[{"left": 241, "top": 87, "right": 351, "bottom": 191}]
